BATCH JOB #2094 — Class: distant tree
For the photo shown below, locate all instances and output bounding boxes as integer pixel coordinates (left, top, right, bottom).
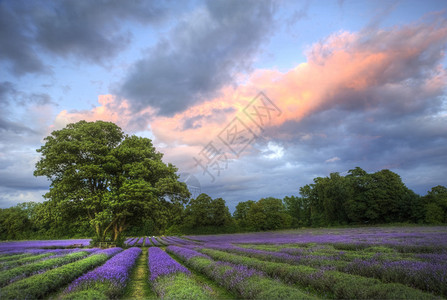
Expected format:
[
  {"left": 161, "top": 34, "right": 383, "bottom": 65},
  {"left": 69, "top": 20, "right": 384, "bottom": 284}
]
[
  {"left": 246, "top": 197, "right": 291, "bottom": 231},
  {"left": 34, "top": 120, "right": 189, "bottom": 244},
  {"left": 283, "top": 195, "right": 312, "bottom": 227},
  {"left": 423, "top": 185, "right": 447, "bottom": 224},
  {"left": 0, "top": 202, "right": 42, "bottom": 240},
  {"left": 298, "top": 167, "right": 419, "bottom": 226},
  {"left": 234, "top": 200, "right": 255, "bottom": 229},
  {"left": 184, "top": 193, "right": 233, "bottom": 229}
]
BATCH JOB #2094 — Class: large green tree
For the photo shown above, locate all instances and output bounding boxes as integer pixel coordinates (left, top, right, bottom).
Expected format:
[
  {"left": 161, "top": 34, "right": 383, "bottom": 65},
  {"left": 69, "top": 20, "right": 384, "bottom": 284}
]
[{"left": 34, "top": 120, "right": 190, "bottom": 243}]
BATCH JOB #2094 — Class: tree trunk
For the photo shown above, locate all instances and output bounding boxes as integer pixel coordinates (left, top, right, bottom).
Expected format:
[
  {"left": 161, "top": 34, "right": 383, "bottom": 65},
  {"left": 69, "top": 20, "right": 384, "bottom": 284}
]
[{"left": 112, "top": 217, "right": 126, "bottom": 242}]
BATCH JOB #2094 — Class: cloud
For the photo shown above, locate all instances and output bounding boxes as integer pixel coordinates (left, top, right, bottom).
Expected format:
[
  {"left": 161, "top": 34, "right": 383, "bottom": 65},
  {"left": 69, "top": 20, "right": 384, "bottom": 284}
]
[
  {"left": 0, "top": 0, "right": 173, "bottom": 76},
  {"left": 0, "top": 3, "right": 47, "bottom": 76},
  {"left": 325, "top": 157, "right": 340, "bottom": 163},
  {"left": 0, "top": 92, "right": 55, "bottom": 208},
  {"left": 53, "top": 95, "right": 154, "bottom": 133},
  {"left": 120, "top": 0, "right": 276, "bottom": 116},
  {"left": 51, "top": 18, "right": 447, "bottom": 203}
]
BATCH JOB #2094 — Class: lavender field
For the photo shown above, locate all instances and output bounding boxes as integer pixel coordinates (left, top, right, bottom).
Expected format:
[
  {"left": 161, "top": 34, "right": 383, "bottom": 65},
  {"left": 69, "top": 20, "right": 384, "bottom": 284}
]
[{"left": 0, "top": 226, "right": 446, "bottom": 299}]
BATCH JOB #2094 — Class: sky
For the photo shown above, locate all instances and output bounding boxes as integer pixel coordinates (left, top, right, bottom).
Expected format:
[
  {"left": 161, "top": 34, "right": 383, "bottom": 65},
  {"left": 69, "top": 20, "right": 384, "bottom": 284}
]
[{"left": 1, "top": 0, "right": 446, "bottom": 212}]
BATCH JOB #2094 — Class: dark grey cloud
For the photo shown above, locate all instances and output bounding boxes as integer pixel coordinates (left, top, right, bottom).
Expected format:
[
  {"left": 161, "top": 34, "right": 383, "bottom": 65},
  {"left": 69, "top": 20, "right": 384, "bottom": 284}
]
[
  {"left": 0, "top": 0, "right": 173, "bottom": 76},
  {"left": 0, "top": 3, "right": 47, "bottom": 76},
  {"left": 120, "top": 0, "right": 276, "bottom": 116}
]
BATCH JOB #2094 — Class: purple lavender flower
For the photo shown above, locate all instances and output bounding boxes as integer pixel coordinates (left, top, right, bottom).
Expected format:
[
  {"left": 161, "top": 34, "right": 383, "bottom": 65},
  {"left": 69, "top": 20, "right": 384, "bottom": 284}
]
[
  {"left": 164, "top": 236, "right": 193, "bottom": 245},
  {"left": 148, "top": 247, "right": 190, "bottom": 281},
  {"left": 0, "top": 239, "right": 91, "bottom": 250},
  {"left": 208, "top": 261, "right": 263, "bottom": 291},
  {"left": 166, "top": 246, "right": 211, "bottom": 260},
  {"left": 94, "top": 247, "right": 122, "bottom": 257},
  {"left": 66, "top": 247, "right": 140, "bottom": 294},
  {"left": 150, "top": 237, "right": 162, "bottom": 246}
]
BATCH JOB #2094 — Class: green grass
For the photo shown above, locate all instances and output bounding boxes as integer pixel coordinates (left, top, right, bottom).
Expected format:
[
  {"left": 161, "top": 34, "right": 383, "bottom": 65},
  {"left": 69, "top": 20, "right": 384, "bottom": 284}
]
[
  {"left": 123, "top": 247, "right": 157, "bottom": 300},
  {"left": 153, "top": 272, "right": 213, "bottom": 300}
]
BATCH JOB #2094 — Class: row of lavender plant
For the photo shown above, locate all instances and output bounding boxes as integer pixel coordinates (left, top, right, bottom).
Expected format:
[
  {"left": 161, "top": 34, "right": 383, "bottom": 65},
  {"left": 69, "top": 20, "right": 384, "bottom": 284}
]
[
  {"left": 0, "top": 248, "right": 47, "bottom": 259},
  {"left": 0, "top": 248, "right": 89, "bottom": 271},
  {"left": 235, "top": 243, "right": 447, "bottom": 296},
  {"left": 342, "top": 257, "right": 447, "bottom": 296},
  {"left": 0, "top": 239, "right": 91, "bottom": 251},
  {"left": 124, "top": 235, "right": 194, "bottom": 247},
  {"left": 62, "top": 247, "right": 141, "bottom": 299},
  {"left": 0, "top": 248, "right": 122, "bottom": 299},
  {"left": 150, "top": 236, "right": 163, "bottom": 246},
  {"left": 205, "top": 243, "right": 349, "bottom": 269},
  {"left": 167, "top": 245, "right": 316, "bottom": 299},
  {"left": 148, "top": 247, "right": 212, "bottom": 299},
  {"left": 0, "top": 249, "right": 99, "bottom": 287},
  {"left": 1, "top": 252, "right": 56, "bottom": 270},
  {"left": 185, "top": 227, "right": 447, "bottom": 252},
  {"left": 198, "top": 247, "right": 436, "bottom": 299}
]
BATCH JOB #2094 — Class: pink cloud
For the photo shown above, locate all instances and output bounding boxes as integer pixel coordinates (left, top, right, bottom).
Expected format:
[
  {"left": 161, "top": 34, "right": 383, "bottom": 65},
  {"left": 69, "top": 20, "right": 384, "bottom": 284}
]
[{"left": 53, "top": 95, "right": 154, "bottom": 132}]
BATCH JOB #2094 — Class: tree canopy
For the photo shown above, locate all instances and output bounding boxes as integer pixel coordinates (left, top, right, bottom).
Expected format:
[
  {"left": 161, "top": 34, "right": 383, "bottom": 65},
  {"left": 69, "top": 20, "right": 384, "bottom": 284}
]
[{"left": 34, "top": 120, "right": 190, "bottom": 244}]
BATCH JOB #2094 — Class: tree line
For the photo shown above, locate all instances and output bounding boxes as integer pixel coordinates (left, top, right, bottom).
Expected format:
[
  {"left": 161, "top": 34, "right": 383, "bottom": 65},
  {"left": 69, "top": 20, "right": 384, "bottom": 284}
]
[
  {"left": 1, "top": 170, "right": 446, "bottom": 241},
  {"left": 0, "top": 121, "right": 446, "bottom": 242}
]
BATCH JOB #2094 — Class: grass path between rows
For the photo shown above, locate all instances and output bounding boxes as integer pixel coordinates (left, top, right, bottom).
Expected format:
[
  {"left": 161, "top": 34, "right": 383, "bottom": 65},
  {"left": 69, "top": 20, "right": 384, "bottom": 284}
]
[{"left": 124, "top": 247, "right": 157, "bottom": 300}]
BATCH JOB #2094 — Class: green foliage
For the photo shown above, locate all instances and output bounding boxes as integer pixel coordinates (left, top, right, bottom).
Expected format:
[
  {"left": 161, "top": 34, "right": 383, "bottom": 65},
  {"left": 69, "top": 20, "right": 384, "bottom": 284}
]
[
  {"left": 295, "top": 167, "right": 434, "bottom": 227},
  {"left": 0, "top": 204, "right": 35, "bottom": 240},
  {"left": 423, "top": 186, "right": 447, "bottom": 224},
  {"left": 235, "top": 197, "right": 291, "bottom": 231},
  {"left": 234, "top": 200, "right": 255, "bottom": 228},
  {"left": 248, "top": 197, "right": 292, "bottom": 231},
  {"left": 0, "top": 253, "right": 109, "bottom": 299},
  {"left": 182, "top": 193, "right": 234, "bottom": 232},
  {"left": 153, "top": 272, "right": 212, "bottom": 300},
  {"left": 33, "top": 120, "right": 190, "bottom": 243},
  {"left": 62, "top": 289, "right": 108, "bottom": 300}
]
